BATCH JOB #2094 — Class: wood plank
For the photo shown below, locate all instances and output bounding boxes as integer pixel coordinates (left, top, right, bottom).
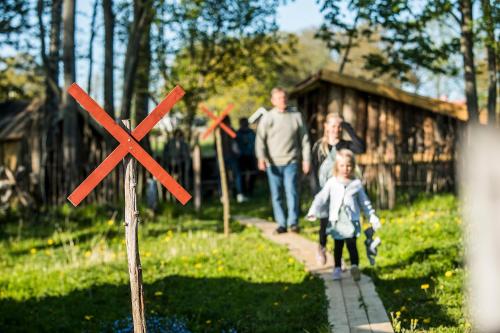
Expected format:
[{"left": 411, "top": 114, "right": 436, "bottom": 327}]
[
  {"left": 328, "top": 85, "right": 343, "bottom": 114},
  {"left": 343, "top": 88, "right": 357, "bottom": 132}
]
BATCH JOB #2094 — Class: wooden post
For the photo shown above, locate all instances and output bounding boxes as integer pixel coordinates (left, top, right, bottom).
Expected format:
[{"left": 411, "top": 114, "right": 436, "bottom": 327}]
[
  {"left": 215, "top": 127, "right": 230, "bottom": 236},
  {"left": 122, "top": 120, "right": 146, "bottom": 333},
  {"left": 193, "top": 137, "right": 202, "bottom": 212}
]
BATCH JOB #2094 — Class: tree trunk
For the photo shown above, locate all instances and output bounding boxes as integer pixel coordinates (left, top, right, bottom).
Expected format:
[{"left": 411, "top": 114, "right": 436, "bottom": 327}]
[
  {"left": 134, "top": 18, "right": 152, "bottom": 151},
  {"left": 480, "top": 0, "right": 497, "bottom": 125},
  {"left": 338, "top": 10, "right": 360, "bottom": 74},
  {"left": 87, "top": 0, "right": 99, "bottom": 94},
  {"left": 120, "top": 0, "right": 149, "bottom": 119},
  {"left": 62, "top": 0, "right": 80, "bottom": 195},
  {"left": 459, "top": 0, "right": 479, "bottom": 124},
  {"left": 102, "top": 0, "right": 115, "bottom": 118}
]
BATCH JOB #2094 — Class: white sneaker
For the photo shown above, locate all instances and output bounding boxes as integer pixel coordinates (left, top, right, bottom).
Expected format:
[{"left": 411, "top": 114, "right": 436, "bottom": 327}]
[
  {"left": 351, "top": 264, "right": 361, "bottom": 281},
  {"left": 236, "top": 194, "right": 248, "bottom": 203},
  {"left": 341, "top": 258, "right": 347, "bottom": 272},
  {"left": 316, "top": 246, "right": 327, "bottom": 265},
  {"left": 332, "top": 267, "right": 342, "bottom": 280}
]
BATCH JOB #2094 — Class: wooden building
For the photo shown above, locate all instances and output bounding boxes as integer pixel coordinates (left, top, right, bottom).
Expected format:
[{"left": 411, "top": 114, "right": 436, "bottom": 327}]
[
  {"left": 291, "top": 69, "right": 468, "bottom": 208},
  {"left": 0, "top": 99, "right": 111, "bottom": 205}
]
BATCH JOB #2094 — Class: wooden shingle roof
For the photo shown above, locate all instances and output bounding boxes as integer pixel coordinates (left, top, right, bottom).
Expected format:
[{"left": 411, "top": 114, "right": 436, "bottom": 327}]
[
  {"left": 291, "top": 69, "right": 469, "bottom": 121},
  {"left": 0, "top": 99, "right": 42, "bottom": 142}
]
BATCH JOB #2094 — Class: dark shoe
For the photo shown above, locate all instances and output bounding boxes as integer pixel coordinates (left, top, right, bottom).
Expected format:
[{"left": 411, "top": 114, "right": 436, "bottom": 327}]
[
  {"left": 290, "top": 225, "right": 300, "bottom": 233},
  {"left": 273, "top": 226, "right": 287, "bottom": 234}
]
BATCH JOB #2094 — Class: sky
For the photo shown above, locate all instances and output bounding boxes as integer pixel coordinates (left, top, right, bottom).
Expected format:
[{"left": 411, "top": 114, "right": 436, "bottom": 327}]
[{"left": 276, "top": 0, "right": 323, "bottom": 32}]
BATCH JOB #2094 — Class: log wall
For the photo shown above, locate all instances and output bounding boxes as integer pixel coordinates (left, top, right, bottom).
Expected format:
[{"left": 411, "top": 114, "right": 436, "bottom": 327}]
[{"left": 296, "top": 81, "right": 460, "bottom": 208}]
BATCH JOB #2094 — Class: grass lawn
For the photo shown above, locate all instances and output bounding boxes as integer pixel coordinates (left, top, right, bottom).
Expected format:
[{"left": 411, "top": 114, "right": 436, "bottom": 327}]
[
  {"left": 0, "top": 203, "right": 329, "bottom": 333},
  {"left": 234, "top": 186, "right": 469, "bottom": 332}
]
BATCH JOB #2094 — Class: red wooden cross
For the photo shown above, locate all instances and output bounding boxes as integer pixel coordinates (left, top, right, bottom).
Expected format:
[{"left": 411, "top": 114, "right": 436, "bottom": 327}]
[
  {"left": 200, "top": 104, "right": 236, "bottom": 140},
  {"left": 67, "top": 83, "right": 192, "bottom": 206}
]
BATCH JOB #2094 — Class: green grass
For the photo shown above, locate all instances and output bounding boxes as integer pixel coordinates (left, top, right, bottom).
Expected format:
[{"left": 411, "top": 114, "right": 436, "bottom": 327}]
[
  {"left": 293, "top": 193, "right": 468, "bottom": 333},
  {"left": 234, "top": 187, "right": 469, "bottom": 332},
  {"left": 0, "top": 202, "right": 329, "bottom": 333}
]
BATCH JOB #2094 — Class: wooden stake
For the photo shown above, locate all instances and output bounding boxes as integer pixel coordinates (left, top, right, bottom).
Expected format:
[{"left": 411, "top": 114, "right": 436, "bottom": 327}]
[
  {"left": 122, "top": 120, "right": 146, "bottom": 333},
  {"left": 215, "top": 127, "right": 230, "bottom": 236},
  {"left": 193, "top": 137, "right": 202, "bottom": 212}
]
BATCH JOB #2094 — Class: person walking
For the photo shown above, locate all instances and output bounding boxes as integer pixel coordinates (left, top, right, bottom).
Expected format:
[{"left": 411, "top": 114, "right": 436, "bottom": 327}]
[
  {"left": 255, "top": 87, "right": 311, "bottom": 234},
  {"left": 307, "top": 149, "right": 381, "bottom": 281},
  {"left": 220, "top": 116, "right": 247, "bottom": 203},
  {"left": 311, "top": 112, "right": 366, "bottom": 265},
  {"left": 236, "top": 117, "right": 257, "bottom": 196}
]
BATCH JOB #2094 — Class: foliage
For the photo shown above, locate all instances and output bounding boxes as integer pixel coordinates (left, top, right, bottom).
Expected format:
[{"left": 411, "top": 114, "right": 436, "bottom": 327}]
[
  {"left": 0, "top": 54, "right": 44, "bottom": 101},
  {"left": 161, "top": 0, "right": 289, "bottom": 133},
  {"left": 317, "top": 0, "right": 462, "bottom": 83},
  {"left": 0, "top": 0, "right": 30, "bottom": 46},
  {"left": 0, "top": 201, "right": 329, "bottom": 332}
]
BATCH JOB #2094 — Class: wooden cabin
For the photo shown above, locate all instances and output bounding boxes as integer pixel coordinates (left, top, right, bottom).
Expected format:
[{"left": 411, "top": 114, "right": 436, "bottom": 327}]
[
  {"left": 0, "top": 99, "right": 111, "bottom": 205},
  {"left": 290, "top": 69, "right": 468, "bottom": 208}
]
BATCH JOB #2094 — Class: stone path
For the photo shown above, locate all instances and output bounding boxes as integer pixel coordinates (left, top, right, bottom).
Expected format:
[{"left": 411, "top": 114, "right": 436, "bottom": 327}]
[{"left": 237, "top": 216, "right": 394, "bottom": 333}]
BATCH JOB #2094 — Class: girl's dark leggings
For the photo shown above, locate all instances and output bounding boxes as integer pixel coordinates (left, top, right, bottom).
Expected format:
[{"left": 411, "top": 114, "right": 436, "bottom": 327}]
[
  {"left": 319, "top": 218, "right": 329, "bottom": 247},
  {"left": 334, "top": 237, "right": 359, "bottom": 267}
]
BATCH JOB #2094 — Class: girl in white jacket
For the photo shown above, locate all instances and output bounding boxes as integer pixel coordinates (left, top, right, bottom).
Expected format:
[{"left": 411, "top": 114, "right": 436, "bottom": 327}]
[{"left": 307, "top": 149, "right": 380, "bottom": 281}]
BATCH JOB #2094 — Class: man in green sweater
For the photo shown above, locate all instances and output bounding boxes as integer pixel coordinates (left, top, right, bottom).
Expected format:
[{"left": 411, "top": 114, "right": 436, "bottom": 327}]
[{"left": 255, "top": 87, "right": 311, "bottom": 234}]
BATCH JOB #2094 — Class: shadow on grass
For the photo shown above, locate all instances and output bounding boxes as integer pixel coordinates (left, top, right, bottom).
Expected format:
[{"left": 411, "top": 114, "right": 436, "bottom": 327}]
[
  {"left": 363, "top": 273, "right": 460, "bottom": 330},
  {"left": 370, "top": 244, "right": 463, "bottom": 274},
  {"left": 0, "top": 274, "right": 328, "bottom": 333}
]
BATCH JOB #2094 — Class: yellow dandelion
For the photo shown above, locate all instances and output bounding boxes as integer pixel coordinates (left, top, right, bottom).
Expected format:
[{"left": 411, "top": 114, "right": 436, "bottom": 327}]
[
  {"left": 30, "top": 248, "right": 37, "bottom": 255},
  {"left": 85, "top": 251, "right": 92, "bottom": 257},
  {"left": 144, "top": 252, "right": 152, "bottom": 257},
  {"left": 421, "top": 283, "right": 430, "bottom": 290},
  {"left": 288, "top": 258, "right": 294, "bottom": 264},
  {"left": 423, "top": 318, "right": 431, "bottom": 324},
  {"left": 400, "top": 306, "right": 407, "bottom": 312},
  {"left": 84, "top": 315, "right": 93, "bottom": 320},
  {"left": 154, "top": 291, "right": 163, "bottom": 296},
  {"left": 212, "top": 249, "right": 218, "bottom": 255},
  {"left": 217, "top": 266, "right": 224, "bottom": 272},
  {"left": 395, "top": 311, "right": 401, "bottom": 318},
  {"left": 107, "top": 219, "right": 114, "bottom": 226},
  {"left": 445, "top": 271, "right": 453, "bottom": 278},
  {"left": 47, "top": 239, "right": 54, "bottom": 245},
  {"left": 195, "top": 263, "right": 202, "bottom": 269},
  {"left": 167, "top": 230, "right": 173, "bottom": 237}
]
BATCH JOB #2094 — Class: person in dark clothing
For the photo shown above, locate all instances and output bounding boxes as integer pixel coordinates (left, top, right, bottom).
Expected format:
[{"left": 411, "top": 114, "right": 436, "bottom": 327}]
[
  {"left": 219, "top": 116, "right": 247, "bottom": 203},
  {"left": 310, "top": 112, "right": 366, "bottom": 265},
  {"left": 236, "top": 117, "right": 257, "bottom": 196}
]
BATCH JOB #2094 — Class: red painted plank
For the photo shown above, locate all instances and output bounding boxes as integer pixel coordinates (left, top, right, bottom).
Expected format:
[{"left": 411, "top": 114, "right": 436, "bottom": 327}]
[
  {"left": 201, "top": 104, "right": 236, "bottom": 140},
  {"left": 66, "top": 83, "right": 191, "bottom": 206}
]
